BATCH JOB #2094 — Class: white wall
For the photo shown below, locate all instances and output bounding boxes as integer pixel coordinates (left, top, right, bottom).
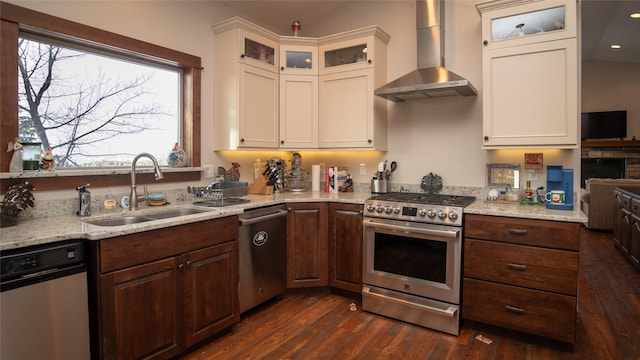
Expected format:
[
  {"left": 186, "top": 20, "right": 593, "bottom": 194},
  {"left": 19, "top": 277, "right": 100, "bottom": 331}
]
[
  {"left": 582, "top": 60, "right": 640, "bottom": 139},
  {"left": 8, "top": 0, "right": 581, "bottom": 197}
]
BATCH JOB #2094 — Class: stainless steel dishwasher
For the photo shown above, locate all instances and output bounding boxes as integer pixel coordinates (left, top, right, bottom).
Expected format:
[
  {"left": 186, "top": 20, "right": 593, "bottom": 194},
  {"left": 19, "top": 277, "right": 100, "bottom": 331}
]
[
  {"left": 238, "top": 204, "right": 288, "bottom": 313},
  {"left": 0, "top": 239, "right": 90, "bottom": 360}
]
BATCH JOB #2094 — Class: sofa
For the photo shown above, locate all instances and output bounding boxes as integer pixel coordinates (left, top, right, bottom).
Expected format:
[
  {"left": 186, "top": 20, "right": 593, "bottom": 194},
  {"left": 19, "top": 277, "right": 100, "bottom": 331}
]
[{"left": 580, "top": 178, "right": 640, "bottom": 230}]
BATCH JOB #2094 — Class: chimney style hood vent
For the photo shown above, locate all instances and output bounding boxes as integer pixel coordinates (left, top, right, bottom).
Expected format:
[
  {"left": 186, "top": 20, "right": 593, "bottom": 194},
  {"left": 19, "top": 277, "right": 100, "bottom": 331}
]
[{"left": 375, "top": 0, "right": 477, "bottom": 102}]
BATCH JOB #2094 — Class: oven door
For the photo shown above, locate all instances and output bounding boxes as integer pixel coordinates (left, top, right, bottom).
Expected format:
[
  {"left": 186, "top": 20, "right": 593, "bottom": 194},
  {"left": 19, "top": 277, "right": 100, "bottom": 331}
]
[{"left": 362, "top": 217, "right": 461, "bottom": 304}]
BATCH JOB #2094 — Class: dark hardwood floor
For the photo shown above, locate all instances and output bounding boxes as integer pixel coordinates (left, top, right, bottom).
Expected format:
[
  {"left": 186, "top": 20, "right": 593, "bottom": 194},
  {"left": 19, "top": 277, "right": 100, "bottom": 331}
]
[{"left": 182, "top": 227, "right": 639, "bottom": 360}]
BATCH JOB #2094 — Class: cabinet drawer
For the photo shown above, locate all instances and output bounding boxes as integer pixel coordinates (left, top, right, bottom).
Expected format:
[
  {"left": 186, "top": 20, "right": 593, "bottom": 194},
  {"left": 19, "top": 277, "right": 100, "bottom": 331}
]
[
  {"left": 464, "top": 239, "right": 578, "bottom": 296},
  {"left": 631, "top": 198, "right": 640, "bottom": 216},
  {"left": 99, "top": 216, "right": 239, "bottom": 273},
  {"left": 463, "top": 278, "right": 576, "bottom": 344},
  {"left": 464, "top": 214, "right": 579, "bottom": 250}
]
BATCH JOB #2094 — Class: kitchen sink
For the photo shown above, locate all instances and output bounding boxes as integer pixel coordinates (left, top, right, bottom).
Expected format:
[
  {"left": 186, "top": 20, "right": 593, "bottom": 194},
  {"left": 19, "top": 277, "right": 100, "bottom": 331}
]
[
  {"left": 86, "top": 207, "right": 212, "bottom": 227},
  {"left": 193, "top": 198, "right": 251, "bottom": 207},
  {"left": 145, "top": 207, "right": 211, "bottom": 220},
  {"left": 87, "top": 216, "right": 154, "bottom": 227}
]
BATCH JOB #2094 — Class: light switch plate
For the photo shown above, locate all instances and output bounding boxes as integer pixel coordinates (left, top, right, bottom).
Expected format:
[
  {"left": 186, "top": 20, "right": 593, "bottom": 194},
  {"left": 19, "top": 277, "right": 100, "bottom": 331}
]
[{"left": 204, "top": 165, "right": 215, "bottom": 178}]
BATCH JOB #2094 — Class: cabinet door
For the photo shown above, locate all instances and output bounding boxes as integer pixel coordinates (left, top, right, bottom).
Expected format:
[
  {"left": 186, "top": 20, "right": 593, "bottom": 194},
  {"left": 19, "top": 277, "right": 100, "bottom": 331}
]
[
  {"left": 238, "top": 63, "right": 279, "bottom": 148},
  {"left": 319, "top": 69, "right": 374, "bottom": 148},
  {"left": 482, "top": 38, "right": 578, "bottom": 148},
  {"left": 631, "top": 215, "right": 640, "bottom": 268},
  {"left": 621, "top": 209, "right": 633, "bottom": 255},
  {"left": 614, "top": 192, "right": 624, "bottom": 247},
  {"left": 100, "top": 257, "right": 181, "bottom": 360},
  {"left": 286, "top": 202, "right": 328, "bottom": 287},
  {"left": 280, "top": 44, "right": 317, "bottom": 76},
  {"left": 279, "top": 74, "right": 318, "bottom": 149},
  {"left": 183, "top": 242, "right": 239, "bottom": 348},
  {"left": 328, "top": 203, "right": 363, "bottom": 293},
  {"left": 238, "top": 28, "right": 279, "bottom": 72},
  {"left": 478, "top": 0, "right": 576, "bottom": 49},
  {"left": 319, "top": 39, "right": 372, "bottom": 75}
]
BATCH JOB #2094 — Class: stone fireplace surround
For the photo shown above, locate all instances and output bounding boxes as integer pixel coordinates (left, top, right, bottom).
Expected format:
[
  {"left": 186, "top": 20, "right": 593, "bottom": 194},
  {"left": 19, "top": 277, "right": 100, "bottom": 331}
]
[{"left": 581, "top": 140, "right": 640, "bottom": 187}]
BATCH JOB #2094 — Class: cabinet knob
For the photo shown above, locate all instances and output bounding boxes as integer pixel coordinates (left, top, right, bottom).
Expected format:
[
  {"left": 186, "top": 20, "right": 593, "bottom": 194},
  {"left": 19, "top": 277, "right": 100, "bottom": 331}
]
[
  {"left": 483, "top": 40, "right": 488, "bottom": 46},
  {"left": 281, "top": 66, "right": 285, "bottom": 71},
  {"left": 178, "top": 263, "right": 185, "bottom": 270},
  {"left": 240, "top": 138, "right": 245, "bottom": 143},
  {"left": 368, "top": 59, "right": 372, "bottom": 64},
  {"left": 483, "top": 136, "right": 489, "bottom": 141},
  {"left": 368, "top": 139, "right": 372, "bottom": 144},
  {"left": 287, "top": 207, "right": 292, "bottom": 212},
  {"left": 186, "top": 260, "right": 192, "bottom": 267},
  {"left": 240, "top": 54, "right": 246, "bottom": 59},
  {"left": 281, "top": 140, "right": 285, "bottom": 144}
]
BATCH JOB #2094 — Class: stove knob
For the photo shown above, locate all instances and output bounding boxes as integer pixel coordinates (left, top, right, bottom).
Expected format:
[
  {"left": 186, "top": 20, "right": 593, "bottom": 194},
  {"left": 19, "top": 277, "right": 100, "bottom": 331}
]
[
  {"left": 366, "top": 204, "right": 375, "bottom": 212},
  {"left": 427, "top": 209, "right": 437, "bottom": 218},
  {"left": 375, "top": 205, "right": 384, "bottom": 213},
  {"left": 418, "top": 209, "right": 427, "bottom": 217},
  {"left": 448, "top": 211, "right": 459, "bottom": 221},
  {"left": 384, "top": 206, "right": 393, "bottom": 214},
  {"left": 437, "top": 210, "right": 447, "bottom": 220},
  {"left": 393, "top": 207, "right": 401, "bottom": 214}
]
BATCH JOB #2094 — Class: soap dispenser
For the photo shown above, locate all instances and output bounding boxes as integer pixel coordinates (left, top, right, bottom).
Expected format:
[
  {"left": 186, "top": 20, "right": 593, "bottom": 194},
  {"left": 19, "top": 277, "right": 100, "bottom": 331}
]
[{"left": 76, "top": 184, "right": 91, "bottom": 216}]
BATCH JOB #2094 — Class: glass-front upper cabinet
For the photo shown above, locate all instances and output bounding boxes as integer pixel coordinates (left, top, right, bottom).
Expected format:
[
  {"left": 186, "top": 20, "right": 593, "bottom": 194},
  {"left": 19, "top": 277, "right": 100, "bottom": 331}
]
[
  {"left": 319, "top": 26, "right": 389, "bottom": 75},
  {"left": 324, "top": 43, "right": 369, "bottom": 68},
  {"left": 238, "top": 28, "right": 279, "bottom": 72},
  {"left": 280, "top": 39, "right": 319, "bottom": 75},
  {"left": 477, "top": 0, "right": 576, "bottom": 49}
]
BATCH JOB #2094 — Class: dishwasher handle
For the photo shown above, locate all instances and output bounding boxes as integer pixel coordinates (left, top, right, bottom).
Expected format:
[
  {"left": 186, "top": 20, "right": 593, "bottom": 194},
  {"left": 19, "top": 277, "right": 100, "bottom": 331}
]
[{"left": 239, "top": 209, "right": 288, "bottom": 226}]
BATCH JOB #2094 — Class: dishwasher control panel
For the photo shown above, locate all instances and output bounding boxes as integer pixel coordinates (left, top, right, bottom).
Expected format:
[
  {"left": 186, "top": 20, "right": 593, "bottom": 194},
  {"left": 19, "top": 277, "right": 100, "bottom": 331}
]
[{"left": 1, "top": 239, "right": 86, "bottom": 288}]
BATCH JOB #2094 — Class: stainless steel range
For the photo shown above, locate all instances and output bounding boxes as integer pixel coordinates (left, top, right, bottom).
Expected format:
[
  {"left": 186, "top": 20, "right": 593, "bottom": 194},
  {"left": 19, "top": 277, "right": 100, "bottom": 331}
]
[{"left": 362, "top": 192, "right": 475, "bottom": 335}]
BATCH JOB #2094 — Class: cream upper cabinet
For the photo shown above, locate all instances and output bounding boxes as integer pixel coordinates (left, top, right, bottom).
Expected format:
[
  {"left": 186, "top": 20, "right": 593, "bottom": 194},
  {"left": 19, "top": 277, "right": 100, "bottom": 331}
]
[
  {"left": 279, "top": 39, "right": 319, "bottom": 149},
  {"left": 213, "top": 18, "right": 280, "bottom": 149},
  {"left": 477, "top": 0, "right": 578, "bottom": 149},
  {"left": 318, "top": 27, "right": 389, "bottom": 150}
]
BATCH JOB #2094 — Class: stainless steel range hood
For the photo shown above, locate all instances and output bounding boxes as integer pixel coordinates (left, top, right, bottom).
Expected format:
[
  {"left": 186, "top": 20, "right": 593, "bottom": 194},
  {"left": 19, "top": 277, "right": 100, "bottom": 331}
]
[{"left": 375, "top": 0, "right": 477, "bottom": 102}]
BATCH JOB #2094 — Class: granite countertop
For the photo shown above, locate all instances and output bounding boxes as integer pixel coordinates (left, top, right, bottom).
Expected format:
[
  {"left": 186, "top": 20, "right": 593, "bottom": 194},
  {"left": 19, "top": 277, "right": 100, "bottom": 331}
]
[{"left": 0, "top": 191, "right": 587, "bottom": 251}]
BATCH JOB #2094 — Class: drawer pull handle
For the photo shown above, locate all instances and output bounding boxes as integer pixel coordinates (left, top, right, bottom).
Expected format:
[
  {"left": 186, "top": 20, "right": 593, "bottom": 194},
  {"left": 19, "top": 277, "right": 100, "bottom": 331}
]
[
  {"left": 505, "top": 305, "right": 524, "bottom": 314},
  {"left": 509, "top": 229, "right": 528, "bottom": 235},
  {"left": 507, "top": 263, "right": 527, "bottom": 271}
]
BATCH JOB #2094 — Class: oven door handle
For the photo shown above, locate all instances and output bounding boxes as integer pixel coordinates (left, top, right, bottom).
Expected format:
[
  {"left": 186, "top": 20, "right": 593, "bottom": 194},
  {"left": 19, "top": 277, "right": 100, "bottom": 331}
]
[
  {"left": 362, "top": 286, "right": 458, "bottom": 318},
  {"left": 363, "top": 219, "right": 460, "bottom": 239}
]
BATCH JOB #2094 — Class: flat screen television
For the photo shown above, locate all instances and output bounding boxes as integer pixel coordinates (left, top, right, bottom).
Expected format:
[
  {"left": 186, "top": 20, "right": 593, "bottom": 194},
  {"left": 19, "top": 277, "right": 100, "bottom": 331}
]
[{"left": 581, "top": 110, "right": 627, "bottom": 140}]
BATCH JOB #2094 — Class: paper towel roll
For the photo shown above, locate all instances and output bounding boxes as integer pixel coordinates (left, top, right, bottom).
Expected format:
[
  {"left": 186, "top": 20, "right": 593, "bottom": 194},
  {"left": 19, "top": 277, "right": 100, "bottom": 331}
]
[{"left": 311, "top": 164, "right": 320, "bottom": 192}]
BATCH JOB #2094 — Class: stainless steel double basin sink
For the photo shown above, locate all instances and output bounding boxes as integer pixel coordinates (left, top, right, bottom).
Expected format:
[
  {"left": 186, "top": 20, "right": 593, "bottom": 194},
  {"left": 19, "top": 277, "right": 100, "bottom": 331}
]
[{"left": 86, "top": 207, "right": 213, "bottom": 227}]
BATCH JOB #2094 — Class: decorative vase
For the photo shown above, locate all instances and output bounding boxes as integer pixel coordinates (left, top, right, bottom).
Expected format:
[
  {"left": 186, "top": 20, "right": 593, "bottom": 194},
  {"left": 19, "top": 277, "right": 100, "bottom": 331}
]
[{"left": 167, "top": 143, "right": 187, "bottom": 168}]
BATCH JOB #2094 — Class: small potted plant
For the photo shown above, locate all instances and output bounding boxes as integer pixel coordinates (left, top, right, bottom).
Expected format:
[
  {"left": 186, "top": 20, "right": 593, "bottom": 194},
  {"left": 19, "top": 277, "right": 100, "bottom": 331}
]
[{"left": 1, "top": 181, "right": 35, "bottom": 227}]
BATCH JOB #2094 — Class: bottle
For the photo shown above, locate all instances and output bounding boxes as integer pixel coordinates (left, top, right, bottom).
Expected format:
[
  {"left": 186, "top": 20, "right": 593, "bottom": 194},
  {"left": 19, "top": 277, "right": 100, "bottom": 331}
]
[{"left": 524, "top": 180, "right": 533, "bottom": 202}]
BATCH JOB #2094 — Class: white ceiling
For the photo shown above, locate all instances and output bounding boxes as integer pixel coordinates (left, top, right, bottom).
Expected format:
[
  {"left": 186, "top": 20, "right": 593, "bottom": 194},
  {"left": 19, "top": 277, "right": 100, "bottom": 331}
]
[{"left": 219, "top": 0, "right": 640, "bottom": 64}]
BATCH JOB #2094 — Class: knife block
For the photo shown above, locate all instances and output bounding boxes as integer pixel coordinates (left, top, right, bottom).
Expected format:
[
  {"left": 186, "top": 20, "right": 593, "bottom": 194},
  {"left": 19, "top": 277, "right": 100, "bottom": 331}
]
[{"left": 248, "top": 175, "right": 274, "bottom": 195}]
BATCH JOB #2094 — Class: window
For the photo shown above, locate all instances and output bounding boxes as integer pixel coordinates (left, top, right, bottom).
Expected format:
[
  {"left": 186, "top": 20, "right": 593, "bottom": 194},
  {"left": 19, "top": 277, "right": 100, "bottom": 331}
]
[
  {"left": 1, "top": 2, "right": 202, "bottom": 191},
  {"left": 18, "top": 35, "right": 181, "bottom": 168}
]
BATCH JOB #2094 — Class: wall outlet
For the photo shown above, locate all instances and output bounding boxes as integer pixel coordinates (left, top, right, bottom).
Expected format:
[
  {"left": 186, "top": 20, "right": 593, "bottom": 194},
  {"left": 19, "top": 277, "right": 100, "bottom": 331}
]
[
  {"left": 204, "top": 165, "right": 215, "bottom": 178},
  {"left": 359, "top": 163, "right": 367, "bottom": 176}
]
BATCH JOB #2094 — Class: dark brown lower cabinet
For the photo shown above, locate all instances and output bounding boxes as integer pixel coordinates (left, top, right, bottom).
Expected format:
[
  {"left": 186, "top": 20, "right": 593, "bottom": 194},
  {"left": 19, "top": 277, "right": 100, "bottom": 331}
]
[
  {"left": 462, "top": 214, "right": 580, "bottom": 346},
  {"left": 614, "top": 188, "right": 640, "bottom": 270},
  {"left": 286, "top": 202, "right": 328, "bottom": 288},
  {"left": 91, "top": 216, "right": 239, "bottom": 360},
  {"left": 328, "top": 203, "right": 363, "bottom": 293}
]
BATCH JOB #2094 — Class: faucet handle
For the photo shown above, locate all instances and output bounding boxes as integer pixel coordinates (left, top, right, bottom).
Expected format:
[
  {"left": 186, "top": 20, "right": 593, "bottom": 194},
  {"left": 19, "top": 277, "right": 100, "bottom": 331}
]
[{"left": 76, "top": 183, "right": 90, "bottom": 192}]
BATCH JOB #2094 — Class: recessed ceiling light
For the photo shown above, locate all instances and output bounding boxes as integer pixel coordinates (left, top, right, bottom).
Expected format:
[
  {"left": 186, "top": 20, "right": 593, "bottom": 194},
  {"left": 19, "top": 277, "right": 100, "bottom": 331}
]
[
  {"left": 611, "top": 44, "right": 622, "bottom": 49},
  {"left": 630, "top": 13, "right": 640, "bottom": 19}
]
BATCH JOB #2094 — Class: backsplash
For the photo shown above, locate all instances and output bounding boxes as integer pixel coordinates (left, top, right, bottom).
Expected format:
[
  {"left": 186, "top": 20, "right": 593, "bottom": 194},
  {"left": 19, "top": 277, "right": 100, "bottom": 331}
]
[{"left": 17, "top": 183, "right": 487, "bottom": 220}]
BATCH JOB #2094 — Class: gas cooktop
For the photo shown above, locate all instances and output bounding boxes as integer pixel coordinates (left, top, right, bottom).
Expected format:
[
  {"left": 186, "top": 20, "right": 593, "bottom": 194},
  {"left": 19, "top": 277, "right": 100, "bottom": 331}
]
[
  {"left": 365, "top": 192, "right": 476, "bottom": 226},
  {"left": 369, "top": 192, "right": 476, "bottom": 207}
]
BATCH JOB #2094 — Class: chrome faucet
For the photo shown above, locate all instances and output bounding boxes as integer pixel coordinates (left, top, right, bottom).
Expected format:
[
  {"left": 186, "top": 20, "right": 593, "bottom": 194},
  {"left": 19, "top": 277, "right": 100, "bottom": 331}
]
[{"left": 130, "top": 153, "right": 164, "bottom": 211}]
